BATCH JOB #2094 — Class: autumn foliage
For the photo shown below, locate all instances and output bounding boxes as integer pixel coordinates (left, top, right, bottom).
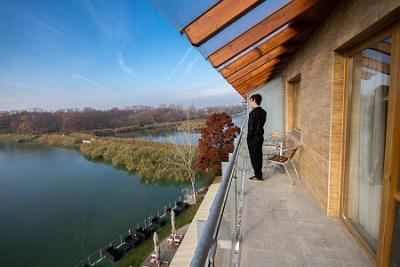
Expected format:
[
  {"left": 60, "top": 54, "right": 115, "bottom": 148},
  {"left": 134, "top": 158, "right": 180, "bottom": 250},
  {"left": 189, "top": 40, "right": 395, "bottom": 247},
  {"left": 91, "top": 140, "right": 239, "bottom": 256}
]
[
  {"left": 197, "top": 112, "right": 240, "bottom": 174},
  {"left": 0, "top": 105, "right": 245, "bottom": 135}
]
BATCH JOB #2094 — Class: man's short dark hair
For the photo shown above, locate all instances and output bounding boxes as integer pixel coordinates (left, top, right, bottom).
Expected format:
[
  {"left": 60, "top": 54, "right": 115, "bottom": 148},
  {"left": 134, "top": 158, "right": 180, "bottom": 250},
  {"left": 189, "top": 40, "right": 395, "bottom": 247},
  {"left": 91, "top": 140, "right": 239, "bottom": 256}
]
[{"left": 250, "top": 94, "right": 262, "bottom": 105}]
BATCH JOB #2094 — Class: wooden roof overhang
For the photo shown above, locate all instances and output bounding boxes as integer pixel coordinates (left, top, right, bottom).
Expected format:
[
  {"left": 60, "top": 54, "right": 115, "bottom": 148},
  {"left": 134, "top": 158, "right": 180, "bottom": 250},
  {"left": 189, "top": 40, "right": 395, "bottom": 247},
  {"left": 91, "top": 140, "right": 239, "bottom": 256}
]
[{"left": 173, "top": 0, "right": 341, "bottom": 98}]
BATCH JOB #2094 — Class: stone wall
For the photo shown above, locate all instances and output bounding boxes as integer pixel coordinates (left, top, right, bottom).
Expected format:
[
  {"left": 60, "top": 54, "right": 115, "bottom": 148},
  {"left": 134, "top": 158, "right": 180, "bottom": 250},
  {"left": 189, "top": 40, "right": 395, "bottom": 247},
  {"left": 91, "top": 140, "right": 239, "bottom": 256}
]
[
  {"left": 247, "top": 77, "right": 285, "bottom": 135},
  {"left": 281, "top": 0, "right": 400, "bottom": 216}
]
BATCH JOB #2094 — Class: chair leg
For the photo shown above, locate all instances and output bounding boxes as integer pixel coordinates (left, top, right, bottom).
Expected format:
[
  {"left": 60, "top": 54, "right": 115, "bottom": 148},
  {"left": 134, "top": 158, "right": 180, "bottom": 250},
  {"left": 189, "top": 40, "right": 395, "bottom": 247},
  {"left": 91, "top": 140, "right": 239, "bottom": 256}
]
[
  {"left": 291, "top": 161, "right": 301, "bottom": 180},
  {"left": 284, "top": 164, "right": 295, "bottom": 185},
  {"left": 279, "top": 165, "right": 285, "bottom": 173},
  {"left": 264, "top": 157, "right": 268, "bottom": 175}
]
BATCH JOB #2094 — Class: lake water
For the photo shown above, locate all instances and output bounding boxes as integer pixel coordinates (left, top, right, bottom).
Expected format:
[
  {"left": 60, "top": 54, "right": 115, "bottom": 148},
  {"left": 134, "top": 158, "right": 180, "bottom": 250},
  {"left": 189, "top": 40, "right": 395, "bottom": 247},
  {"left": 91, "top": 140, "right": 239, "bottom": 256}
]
[
  {"left": 0, "top": 143, "right": 192, "bottom": 267},
  {"left": 0, "top": 115, "right": 245, "bottom": 267},
  {"left": 112, "top": 115, "right": 245, "bottom": 144}
]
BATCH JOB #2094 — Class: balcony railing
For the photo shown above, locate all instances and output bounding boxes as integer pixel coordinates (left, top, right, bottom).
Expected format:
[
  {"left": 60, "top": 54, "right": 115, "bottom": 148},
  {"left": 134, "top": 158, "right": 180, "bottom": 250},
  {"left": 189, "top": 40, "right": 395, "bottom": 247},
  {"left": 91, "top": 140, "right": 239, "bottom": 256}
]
[{"left": 190, "top": 120, "right": 247, "bottom": 267}]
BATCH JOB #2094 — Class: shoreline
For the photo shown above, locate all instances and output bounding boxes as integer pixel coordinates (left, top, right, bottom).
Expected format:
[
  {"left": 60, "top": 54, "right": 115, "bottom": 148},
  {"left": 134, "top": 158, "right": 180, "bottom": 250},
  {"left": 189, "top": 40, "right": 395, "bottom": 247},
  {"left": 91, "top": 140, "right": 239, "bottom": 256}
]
[{"left": 0, "top": 133, "right": 203, "bottom": 183}]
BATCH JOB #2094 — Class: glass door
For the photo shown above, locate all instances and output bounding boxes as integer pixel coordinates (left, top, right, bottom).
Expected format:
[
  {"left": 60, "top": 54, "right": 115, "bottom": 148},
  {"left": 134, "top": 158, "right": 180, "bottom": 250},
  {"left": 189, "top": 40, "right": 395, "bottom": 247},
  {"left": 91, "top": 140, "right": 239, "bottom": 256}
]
[
  {"left": 343, "top": 35, "right": 392, "bottom": 253},
  {"left": 387, "top": 22, "right": 400, "bottom": 267}
]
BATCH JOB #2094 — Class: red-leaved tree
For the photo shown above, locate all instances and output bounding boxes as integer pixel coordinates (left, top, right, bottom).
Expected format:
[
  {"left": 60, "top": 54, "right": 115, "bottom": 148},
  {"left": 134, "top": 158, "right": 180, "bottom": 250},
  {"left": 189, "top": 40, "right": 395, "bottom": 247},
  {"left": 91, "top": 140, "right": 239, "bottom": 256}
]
[{"left": 197, "top": 112, "right": 240, "bottom": 174}]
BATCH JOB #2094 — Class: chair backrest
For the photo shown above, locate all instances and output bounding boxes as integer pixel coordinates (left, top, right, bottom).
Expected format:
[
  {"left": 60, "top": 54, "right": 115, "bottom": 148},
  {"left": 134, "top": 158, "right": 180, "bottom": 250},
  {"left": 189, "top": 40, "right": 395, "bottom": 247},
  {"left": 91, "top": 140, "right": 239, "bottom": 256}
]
[
  {"left": 268, "top": 131, "right": 284, "bottom": 139},
  {"left": 287, "top": 147, "right": 298, "bottom": 161}
]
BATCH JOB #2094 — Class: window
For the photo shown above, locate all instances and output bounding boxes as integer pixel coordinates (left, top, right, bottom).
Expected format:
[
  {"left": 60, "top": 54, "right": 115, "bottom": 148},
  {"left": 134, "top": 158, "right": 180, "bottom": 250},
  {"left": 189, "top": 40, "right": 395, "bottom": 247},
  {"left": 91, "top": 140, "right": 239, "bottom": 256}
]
[{"left": 286, "top": 75, "right": 301, "bottom": 138}]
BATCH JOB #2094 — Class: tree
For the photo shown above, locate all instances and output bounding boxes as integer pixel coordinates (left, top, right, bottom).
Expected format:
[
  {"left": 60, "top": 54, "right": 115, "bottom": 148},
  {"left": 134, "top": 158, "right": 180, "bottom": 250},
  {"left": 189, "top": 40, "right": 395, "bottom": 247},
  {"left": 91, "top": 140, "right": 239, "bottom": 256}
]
[
  {"left": 166, "top": 118, "right": 199, "bottom": 204},
  {"left": 197, "top": 112, "right": 240, "bottom": 174}
]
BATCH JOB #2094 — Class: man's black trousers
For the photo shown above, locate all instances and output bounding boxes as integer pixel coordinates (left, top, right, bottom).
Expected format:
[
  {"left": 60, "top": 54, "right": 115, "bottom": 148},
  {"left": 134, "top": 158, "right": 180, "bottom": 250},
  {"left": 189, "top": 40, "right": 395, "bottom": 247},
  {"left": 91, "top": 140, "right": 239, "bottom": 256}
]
[{"left": 247, "top": 135, "right": 263, "bottom": 179}]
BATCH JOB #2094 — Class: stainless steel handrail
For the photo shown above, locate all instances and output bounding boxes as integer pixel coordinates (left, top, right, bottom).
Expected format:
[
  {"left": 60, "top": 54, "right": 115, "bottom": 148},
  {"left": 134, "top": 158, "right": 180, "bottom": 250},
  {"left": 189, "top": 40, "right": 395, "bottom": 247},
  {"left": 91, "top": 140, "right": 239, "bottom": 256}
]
[{"left": 190, "top": 121, "right": 245, "bottom": 267}]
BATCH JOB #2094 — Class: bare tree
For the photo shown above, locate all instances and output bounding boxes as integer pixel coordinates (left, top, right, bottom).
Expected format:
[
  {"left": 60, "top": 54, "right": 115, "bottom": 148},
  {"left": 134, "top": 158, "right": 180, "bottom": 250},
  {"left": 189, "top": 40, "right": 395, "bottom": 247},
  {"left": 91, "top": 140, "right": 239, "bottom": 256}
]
[{"left": 166, "top": 116, "right": 199, "bottom": 204}]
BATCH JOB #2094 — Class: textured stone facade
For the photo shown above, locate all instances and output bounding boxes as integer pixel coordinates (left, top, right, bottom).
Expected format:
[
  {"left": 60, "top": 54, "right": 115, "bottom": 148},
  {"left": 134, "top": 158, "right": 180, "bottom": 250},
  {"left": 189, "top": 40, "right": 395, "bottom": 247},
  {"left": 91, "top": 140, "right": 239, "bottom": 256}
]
[{"left": 281, "top": 0, "right": 400, "bottom": 216}]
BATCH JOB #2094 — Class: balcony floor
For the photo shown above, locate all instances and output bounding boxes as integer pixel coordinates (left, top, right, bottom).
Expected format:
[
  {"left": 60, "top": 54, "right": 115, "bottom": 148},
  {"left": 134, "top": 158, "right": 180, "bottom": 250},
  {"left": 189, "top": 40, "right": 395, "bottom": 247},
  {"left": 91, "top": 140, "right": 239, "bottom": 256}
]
[{"left": 238, "top": 147, "right": 373, "bottom": 267}]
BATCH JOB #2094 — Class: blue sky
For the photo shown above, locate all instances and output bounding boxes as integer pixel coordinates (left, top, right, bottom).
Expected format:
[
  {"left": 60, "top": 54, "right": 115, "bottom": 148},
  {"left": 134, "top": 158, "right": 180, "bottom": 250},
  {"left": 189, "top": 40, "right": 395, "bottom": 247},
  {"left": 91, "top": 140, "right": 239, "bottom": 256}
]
[{"left": 0, "top": 0, "right": 241, "bottom": 111}]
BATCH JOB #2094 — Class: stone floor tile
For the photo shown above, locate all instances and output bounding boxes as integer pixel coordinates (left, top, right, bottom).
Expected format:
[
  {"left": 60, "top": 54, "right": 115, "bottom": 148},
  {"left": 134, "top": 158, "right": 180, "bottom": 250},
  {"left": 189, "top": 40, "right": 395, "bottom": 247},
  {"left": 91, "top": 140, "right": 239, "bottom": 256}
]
[
  {"left": 265, "top": 252, "right": 303, "bottom": 267},
  {"left": 302, "top": 256, "right": 345, "bottom": 267}
]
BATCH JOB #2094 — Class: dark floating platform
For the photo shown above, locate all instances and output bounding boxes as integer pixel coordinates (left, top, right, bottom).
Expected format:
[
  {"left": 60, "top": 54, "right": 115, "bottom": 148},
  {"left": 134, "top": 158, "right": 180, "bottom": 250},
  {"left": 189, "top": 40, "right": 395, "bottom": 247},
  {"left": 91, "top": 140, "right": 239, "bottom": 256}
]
[
  {"left": 166, "top": 201, "right": 189, "bottom": 216},
  {"left": 104, "top": 246, "right": 123, "bottom": 262},
  {"left": 125, "top": 234, "right": 142, "bottom": 247},
  {"left": 136, "top": 227, "right": 152, "bottom": 239},
  {"left": 152, "top": 216, "right": 166, "bottom": 227}
]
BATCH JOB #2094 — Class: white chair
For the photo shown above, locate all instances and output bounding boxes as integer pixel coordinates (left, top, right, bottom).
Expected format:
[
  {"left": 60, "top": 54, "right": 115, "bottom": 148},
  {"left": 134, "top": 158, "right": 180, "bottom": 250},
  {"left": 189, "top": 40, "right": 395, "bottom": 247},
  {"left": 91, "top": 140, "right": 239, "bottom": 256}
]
[{"left": 267, "top": 147, "right": 301, "bottom": 185}]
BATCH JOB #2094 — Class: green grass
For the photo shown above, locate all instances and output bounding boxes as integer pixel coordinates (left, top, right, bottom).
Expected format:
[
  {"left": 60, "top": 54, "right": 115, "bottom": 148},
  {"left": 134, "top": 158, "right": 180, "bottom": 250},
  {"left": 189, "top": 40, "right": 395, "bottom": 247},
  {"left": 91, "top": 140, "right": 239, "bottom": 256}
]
[{"left": 114, "top": 203, "right": 200, "bottom": 267}]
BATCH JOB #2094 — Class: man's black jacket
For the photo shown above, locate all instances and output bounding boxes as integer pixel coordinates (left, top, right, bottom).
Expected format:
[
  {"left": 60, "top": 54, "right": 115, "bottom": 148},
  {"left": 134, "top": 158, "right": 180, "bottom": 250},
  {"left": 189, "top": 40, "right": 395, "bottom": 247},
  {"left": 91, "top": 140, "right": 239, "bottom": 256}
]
[{"left": 247, "top": 106, "right": 267, "bottom": 139}]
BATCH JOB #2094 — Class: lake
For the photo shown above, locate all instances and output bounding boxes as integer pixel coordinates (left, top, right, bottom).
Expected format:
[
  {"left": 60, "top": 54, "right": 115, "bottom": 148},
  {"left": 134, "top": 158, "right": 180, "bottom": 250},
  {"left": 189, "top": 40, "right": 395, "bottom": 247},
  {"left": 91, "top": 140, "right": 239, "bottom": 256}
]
[
  {"left": 0, "top": 143, "right": 192, "bottom": 267},
  {"left": 0, "top": 115, "right": 245, "bottom": 267},
  {"left": 110, "top": 115, "right": 245, "bottom": 144}
]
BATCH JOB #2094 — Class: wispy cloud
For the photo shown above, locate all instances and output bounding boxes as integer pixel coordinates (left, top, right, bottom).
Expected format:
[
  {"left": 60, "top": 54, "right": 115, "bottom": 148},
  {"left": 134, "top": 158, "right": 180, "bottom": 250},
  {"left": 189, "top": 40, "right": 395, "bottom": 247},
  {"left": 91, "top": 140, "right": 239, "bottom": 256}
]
[
  {"left": 170, "top": 84, "right": 235, "bottom": 101},
  {"left": 182, "top": 54, "right": 200, "bottom": 77},
  {"left": 157, "top": 47, "right": 193, "bottom": 90},
  {"left": 117, "top": 52, "right": 137, "bottom": 78},
  {"left": 71, "top": 73, "right": 120, "bottom": 95},
  {"left": 81, "top": 0, "right": 112, "bottom": 37}
]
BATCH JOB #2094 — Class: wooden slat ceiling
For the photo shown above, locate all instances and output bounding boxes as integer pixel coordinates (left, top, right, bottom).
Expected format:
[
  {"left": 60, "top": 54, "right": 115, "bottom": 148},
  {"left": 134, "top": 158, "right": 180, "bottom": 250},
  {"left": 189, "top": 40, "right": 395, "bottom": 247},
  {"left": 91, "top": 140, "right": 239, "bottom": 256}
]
[
  {"left": 180, "top": 0, "right": 340, "bottom": 98},
  {"left": 183, "top": 0, "right": 265, "bottom": 46}
]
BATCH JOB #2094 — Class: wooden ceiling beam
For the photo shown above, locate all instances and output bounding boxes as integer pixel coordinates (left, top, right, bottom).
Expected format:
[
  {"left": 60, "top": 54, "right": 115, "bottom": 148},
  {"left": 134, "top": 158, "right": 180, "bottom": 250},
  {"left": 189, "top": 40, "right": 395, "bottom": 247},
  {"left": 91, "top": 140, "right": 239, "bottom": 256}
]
[
  {"left": 361, "top": 71, "right": 374, "bottom": 80},
  {"left": 236, "top": 77, "right": 272, "bottom": 94},
  {"left": 236, "top": 72, "right": 272, "bottom": 89},
  {"left": 228, "top": 58, "right": 280, "bottom": 84},
  {"left": 223, "top": 45, "right": 288, "bottom": 81},
  {"left": 183, "top": 0, "right": 265, "bottom": 46},
  {"left": 231, "top": 68, "right": 274, "bottom": 88},
  {"left": 236, "top": 77, "right": 270, "bottom": 93},
  {"left": 234, "top": 71, "right": 272, "bottom": 91},
  {"left": 371, "top": 41, "right": 391, "bottom": 55},
  {"left": 235, "top": 65, "right": 285, "bottom": 91},
  {"left": 232, "top": 67, "right": 275, "bottom": 88},
  {"left": 220, "top": 25, "right": 304, "bottom": 75},
  {"left": 208, "top": 0, "right": 321, "bottom": 67},
  {"left": 362, "top": 56, "right": 390, "bottom": 75}
]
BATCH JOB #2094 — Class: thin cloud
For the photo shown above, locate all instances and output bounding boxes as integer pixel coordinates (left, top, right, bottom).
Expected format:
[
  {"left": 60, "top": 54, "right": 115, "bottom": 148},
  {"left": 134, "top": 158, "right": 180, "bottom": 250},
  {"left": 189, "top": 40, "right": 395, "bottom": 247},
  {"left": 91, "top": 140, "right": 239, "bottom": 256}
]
[
  {"left": 171, "top": 84, "right": 235, "bottom": 101},
  {"left": 117, "top": 52, "right": 137, "bottom": 78},
  {"left": 81, "top": 1, "right": 112, "bottom": 37},
  {"left": 158, "top": 47, "right": 193, "bottom": 90},
  {"left": 71, "top": 73, "right": 120, "bottom": 95},
  {"left": 182, "top": 54, "right": 200, "bottom": 77}
]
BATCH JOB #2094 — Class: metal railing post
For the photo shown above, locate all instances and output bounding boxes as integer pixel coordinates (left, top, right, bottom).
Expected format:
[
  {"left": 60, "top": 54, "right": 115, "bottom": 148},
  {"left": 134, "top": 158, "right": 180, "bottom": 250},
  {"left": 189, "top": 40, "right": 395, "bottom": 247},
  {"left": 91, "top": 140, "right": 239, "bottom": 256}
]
[{"left": 190, "top": 122, "right": 245, "bottom": 267}]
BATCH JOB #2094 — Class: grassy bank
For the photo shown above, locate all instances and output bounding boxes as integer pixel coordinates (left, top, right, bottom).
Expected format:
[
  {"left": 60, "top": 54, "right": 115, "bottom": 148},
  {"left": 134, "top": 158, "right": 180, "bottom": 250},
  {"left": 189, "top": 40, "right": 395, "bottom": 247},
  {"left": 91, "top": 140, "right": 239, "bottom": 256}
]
[
  {"left": 115, "top": 202, "right": 200, "bottom": 267},
  {"left": 80, "top": 137, "right": 198, "bottom": 181},
  {"left": 176, "top": 119, "right": 205, "bottom": 132},
  {"left": 0, "top": 133, "right": 93, "bottom": 149},
  {"left": 0, "top": 133, "right": 199, "bottom": 182},
  {"left": 0, "top": 134, "right": 37, "bottom": 143},
  {"left": 91, "top": 119, "right": 206, "bottom": 136}
]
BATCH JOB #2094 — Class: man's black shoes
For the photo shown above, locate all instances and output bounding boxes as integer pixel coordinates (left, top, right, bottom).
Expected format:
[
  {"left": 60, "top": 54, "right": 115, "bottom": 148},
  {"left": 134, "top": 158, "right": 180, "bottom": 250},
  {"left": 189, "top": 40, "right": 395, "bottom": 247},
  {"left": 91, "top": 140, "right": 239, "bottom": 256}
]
[{"left": 249, "top": 176, "right": 263, "bottom": 181}]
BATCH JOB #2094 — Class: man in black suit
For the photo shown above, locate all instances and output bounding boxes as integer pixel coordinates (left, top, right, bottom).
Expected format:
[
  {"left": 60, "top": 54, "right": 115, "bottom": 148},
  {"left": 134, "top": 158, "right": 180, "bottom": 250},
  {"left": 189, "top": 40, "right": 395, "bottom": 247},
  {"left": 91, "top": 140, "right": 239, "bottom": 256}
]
[{"left": 247, "top": 94, "right": 267, "bottom": 181}]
